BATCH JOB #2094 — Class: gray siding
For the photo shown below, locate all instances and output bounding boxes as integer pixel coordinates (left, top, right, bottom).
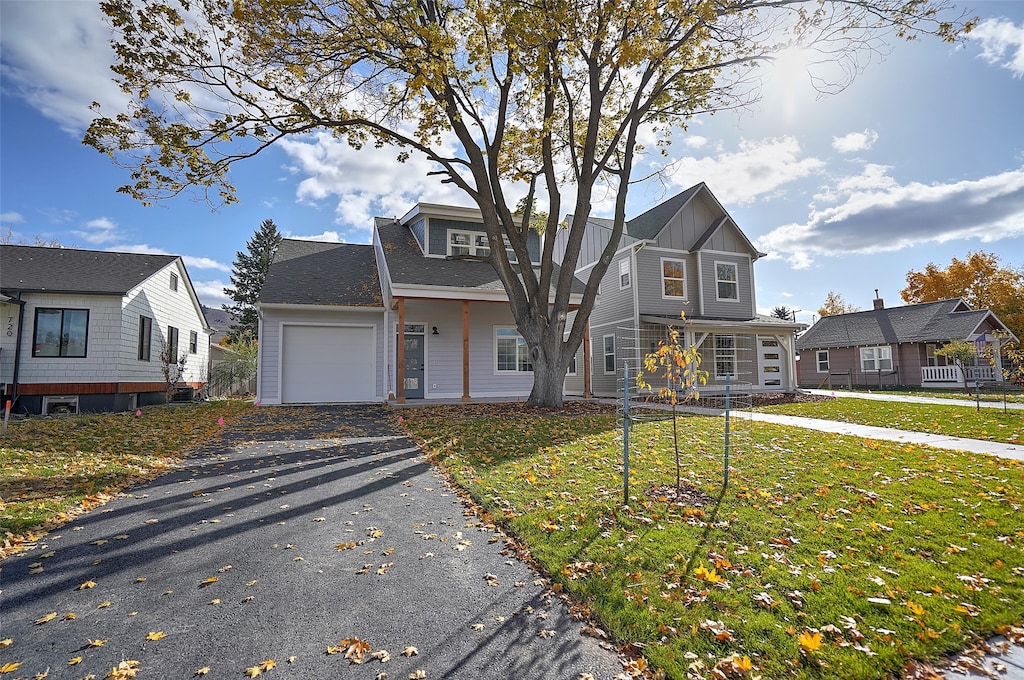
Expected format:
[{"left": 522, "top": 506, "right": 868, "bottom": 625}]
[
  {"left": 697, "top": 252, "right": 754, "bottom": 319},
  {"left": 652, "top": 193, "right": 721, "bottom": 251},
  {"left": 635, "top": 248, "right": 698, "bottom": 318},
  {"left": 409, "top": 217, "right": 426, "bottom": 251},
  {"left": 427, "top": 217, "right": 541, "bottom": 262}
]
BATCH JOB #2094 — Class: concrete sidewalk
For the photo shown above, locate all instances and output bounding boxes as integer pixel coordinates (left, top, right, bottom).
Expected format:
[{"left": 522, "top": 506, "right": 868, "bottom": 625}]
[{"left": 802, "top": 388, "right": 1024, "bottom": 411}]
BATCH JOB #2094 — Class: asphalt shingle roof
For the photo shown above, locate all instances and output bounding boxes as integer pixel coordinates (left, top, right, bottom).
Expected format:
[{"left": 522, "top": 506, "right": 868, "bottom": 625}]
[
  {"left": 0, "top": 244, "right": 178, "bottom": 295},
  {"left": 796, "top": 299, "right": 995, "bottom": 350},
  {"left": 625, "top": 183, "right": 703, "bottom": 240},
  {"left": 260, "top": 239, "right": 383, "bottom": 307},
  {"left": 377, "top": 219, "right": 586, "bottom": 295}
]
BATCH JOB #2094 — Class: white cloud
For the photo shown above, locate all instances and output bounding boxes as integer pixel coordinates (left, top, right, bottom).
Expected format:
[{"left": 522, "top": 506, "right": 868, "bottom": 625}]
[
  {"left": 683, "top": 136, "right": 708, "bottom": 149},
  {"left": 0, "top": 212, "right": 24, "bottom": 225},
  {"left": 970, "top": 18, "right": 1024, "bottom": 78},
  {"left": 192, "top": 279, "right": 231, "bottom": 307},
  {"left": 756, "top": 166, "right": 1024, "bottom": 268},
  {"left": 0, "top": 2, "right": 129, "bottom": 134},
  {"left": 285, "top": 230, "right": 344, "bottom": 243},
  {"left": 106, "top": 243, "right": 229, "bottom": 273},
  {"left": 665, "top": 137, "right": 825, "bottom": 206},
  {"left": 832, "top": 129, "right": 879, "bottom": 153},
  {"left": 182, "top": 256, "right": 231, "bottom": 272},
  {"left": 279, "top": 132, "right": 481, "bottom": 231},
  {"left": 75, "top": 217, "right": 120, "bottom": 244}
]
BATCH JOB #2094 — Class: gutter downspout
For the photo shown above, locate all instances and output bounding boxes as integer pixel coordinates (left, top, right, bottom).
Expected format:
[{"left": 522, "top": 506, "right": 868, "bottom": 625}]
[{"left": 8, "top": 292, "right": 26, "bottom": 412}]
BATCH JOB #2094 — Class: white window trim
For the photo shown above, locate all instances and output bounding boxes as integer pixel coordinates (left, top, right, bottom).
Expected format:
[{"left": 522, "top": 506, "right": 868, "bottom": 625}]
[
  {"left": 618, "top": 259, "right": 631, "bottom": 290},
  {"left": 660, "top": 257, "right": 687, "bottom": 300},
  {"left": 714, "top": 260, "right": 739, "bottom": 302},
  {"left": 714, "top": 334, "right": 737, "bottom": 379},
  {"left": 859, "top": 345, "right": 892, "bottom": 371},
  {"left": 447, "top": 229, "right": 490, "bottom": 257},
  {"left": 170, "top": 272, "right": 179, "bottom": 291},
  {"left": 494, "top": 326, "right": 532, "bottom": 374},
  {"left": 603, "top": 334, "right": 616, "bottom": 374},
  {"left": 816, "top": 349, "right": 829, "bottom": 373}
]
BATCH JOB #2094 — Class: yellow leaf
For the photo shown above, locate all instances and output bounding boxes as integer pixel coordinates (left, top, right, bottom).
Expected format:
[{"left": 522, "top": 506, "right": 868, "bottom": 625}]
[
  {"left": 0, "top": 639, "right": 11, "bottom": 649},
  {"left": 88, "top": 638, "right": 108, "bottom": 647},
  {"left": 69, "top": 657, "right": 83, "bottom": 665},
  {"left": 34, "top": 612, "right": 57, "bottom": 625},
  {"left": 98, "top": 601, "right": 112, "bottom": 608},
  {"left": 259, "top": 659, "right": 276, "bottom": 671},
  {"left": 199, "top": 576, "right": 218, "bottom": 587},
  {"left": 63, "top": 612, "right": 76, "bottom": 620},
  {"left": 76, "top": 580, "right": 97, "bottom": 590},
  {"left": 409, "top": 671, "right": 426, "bottom": 679},
  {"left": 195, "top": 668, "right": 210, "bottom": 676},
  {"left": 0, "top": 661, "right": 23, "bottom": 673},
  {"left": 105, "top": 659, "right": 141, "bottom": 679},
  {"left": 798, "top": 630, "right": 823, "bottom": 652},
  {"left": 907, "top": 601, "right": 925, "bottom": 616},
  {"left": 403, "top": 646, "right": 419, "bottom": 657},
  {"left": 244, "top": 666, "right": 262, "bottom": 678},
  {"left": 146, "top": 631, "right": 166, "bottom": 641}
]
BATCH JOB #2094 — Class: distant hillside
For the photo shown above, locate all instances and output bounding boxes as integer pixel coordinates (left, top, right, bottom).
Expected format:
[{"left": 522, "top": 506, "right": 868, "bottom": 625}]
[{"left": 202, "top": 305, "right": 235, "bottom": 344}]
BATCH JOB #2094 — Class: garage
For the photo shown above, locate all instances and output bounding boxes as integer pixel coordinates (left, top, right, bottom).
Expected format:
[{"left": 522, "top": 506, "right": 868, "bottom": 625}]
[{"left": 281, "top": 324, "right": 376, "bottom": 403}]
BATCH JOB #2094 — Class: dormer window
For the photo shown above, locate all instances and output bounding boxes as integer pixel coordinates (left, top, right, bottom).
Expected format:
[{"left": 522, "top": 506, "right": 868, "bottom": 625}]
[{"left": 448, "top": 230, "right": 490, "bottom": 257}]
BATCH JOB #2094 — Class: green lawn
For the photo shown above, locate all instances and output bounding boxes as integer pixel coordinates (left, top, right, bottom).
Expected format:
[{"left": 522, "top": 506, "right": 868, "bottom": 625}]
[
  {"left": 825, "top": 386, "right": 1023, "bottom": 405},
  {"left": 0, "top": 400, "right": 252, "bottom": 556},
  {"left": 756, "top": 399, "right": 1023, "bottom": 444},
  {"left": 403, "top": 405, "right": 1024, "bottom": 680}
]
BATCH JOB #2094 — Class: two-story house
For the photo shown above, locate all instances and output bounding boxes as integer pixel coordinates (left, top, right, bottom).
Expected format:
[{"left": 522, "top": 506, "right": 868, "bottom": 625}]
[
  {"left": 553, "top": 183, "right": 805, "bottom": 396},
  {"left": 0, "top": 245, "right": 211, "bottom": 415},
  {"left": 256, "top": 204, "right": 585, "bottom": 404}
]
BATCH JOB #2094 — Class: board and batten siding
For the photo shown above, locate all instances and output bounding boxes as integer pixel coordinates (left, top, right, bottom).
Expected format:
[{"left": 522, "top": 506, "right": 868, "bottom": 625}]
[
  {"left": 634, "top": 248, "right": 698, "bottom": 318},
  {"left": 259, "top": 306, "right": 387, "bottom": 404},
  {"left": 119, "top": 260, "right": 209, "bottom": 385},
  {"left": 649, "top": 193, "right": 722, "bottom": 251},
  {"left": 697, "top": 252, "right": 754, "bottom": 319}
]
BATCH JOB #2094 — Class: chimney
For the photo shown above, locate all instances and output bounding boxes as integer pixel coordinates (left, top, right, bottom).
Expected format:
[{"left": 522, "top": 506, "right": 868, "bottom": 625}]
[{"left": 873, "top": 288, "right": 884, "bottom": 310}]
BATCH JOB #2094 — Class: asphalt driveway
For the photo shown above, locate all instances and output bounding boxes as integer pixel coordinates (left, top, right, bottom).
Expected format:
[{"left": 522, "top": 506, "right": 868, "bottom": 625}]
[{"left": 0, "top": 405, "right": 624, "bottom": 679}]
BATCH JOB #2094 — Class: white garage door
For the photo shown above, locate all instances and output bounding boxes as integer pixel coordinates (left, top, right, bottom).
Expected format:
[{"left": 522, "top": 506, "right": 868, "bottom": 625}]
[{"left": 281, "top": 325, "right": 375, "bottom": 403}]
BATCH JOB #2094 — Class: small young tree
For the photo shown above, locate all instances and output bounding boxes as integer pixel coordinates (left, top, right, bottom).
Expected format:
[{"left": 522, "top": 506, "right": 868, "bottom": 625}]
[
  {"left": 636, "top": 314, "right": 708, "bottom": 494},
  {"left": 210, "top": 337, "right": 258, "bottom": 396},
  {"left": 159, "top": 339, "right": 189, "bottom": 400},
  {"left": 224, "top": 219, "right": 282, "bottom": 343},
  {"left": 935, "top": 339, "right": 977, "bottom": 394}
]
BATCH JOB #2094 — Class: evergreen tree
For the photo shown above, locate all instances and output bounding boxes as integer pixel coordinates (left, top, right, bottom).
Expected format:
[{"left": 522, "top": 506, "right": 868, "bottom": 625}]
[{"left": 223, "top": 219, "right": 281, "bottom": 342}]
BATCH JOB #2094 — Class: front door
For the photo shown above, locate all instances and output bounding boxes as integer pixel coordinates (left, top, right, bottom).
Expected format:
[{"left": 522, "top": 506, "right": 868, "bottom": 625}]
[
  {"left": 757, "top": 336, "right": 783, "bottom": 390},
  {"left": 399, "top": 324, "right": 426, "bottom": 399}
]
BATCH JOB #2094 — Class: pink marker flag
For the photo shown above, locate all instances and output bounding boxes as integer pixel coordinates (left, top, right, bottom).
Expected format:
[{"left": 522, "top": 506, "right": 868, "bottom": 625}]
[
  {"left": 136, "top": 409, "right": 142, "bottom": 417},
  {"left": 218, "top": 416, "right": 224, "bottom": 426}
]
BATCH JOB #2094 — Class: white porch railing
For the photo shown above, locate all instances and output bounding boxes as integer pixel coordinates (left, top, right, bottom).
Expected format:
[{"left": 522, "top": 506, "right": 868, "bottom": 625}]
[{"left": 921, "top": 365, "right": 994, "bottom": 385}]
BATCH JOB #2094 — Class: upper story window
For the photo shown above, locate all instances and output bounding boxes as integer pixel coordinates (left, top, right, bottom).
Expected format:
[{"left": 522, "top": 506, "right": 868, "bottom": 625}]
[
  {"left": 495, "top": 327, "right": 532, "bottom": 373},
  {"left": 189, "top": 330, "right": 198, "bottom": 354},
  {"left": 33, "top": 308, "right": 89, "bottom": 358},
  {"left": 661, "top": 258, "right": 686, "bottom": 298},
  {"left": 170, "top": 272, "right": 179, "bottom": 291},
  {"left": 860, "top": 345, "right": 892, "bottom": 371},
  {"left": 715, "top": 262, "right": 738, "bottom": 301},
  {"left": 138, "top": 315, "right": 153, "bottom": 361},
  {"left": 449, "top": 230, "right": 490, "bottom": 257},
  {"left": 619, "top": 259, "right": 631, "bottom": 289}
]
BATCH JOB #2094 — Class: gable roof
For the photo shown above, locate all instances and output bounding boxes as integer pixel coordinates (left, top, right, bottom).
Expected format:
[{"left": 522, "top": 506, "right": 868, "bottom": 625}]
[
  {"left": 795, "top": 298, "right": 1013, "bottom": 350},
  {"left": 377, "top": 219, "right": 586, "bottom": 296},
  {"left": 260, "top": 239, "right": 383, "bottom": 307},
  {"left": 625, "top": 183, "right": 704, "bottom": 240},
  {"left": 0, "top": 244, "right": 178, "bottom": 295}
]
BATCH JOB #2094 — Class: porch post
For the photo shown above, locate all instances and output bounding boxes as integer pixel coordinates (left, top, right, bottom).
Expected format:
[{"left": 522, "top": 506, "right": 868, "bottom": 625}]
[
  {"left": 462, "top": 300, "right": 471, "bottom": 402},
  {"left": 583, "top": 322, "right": 593, "bottom": 398},
  {"left": 397, "top": 297, "right": 406, "bottom": 404}
]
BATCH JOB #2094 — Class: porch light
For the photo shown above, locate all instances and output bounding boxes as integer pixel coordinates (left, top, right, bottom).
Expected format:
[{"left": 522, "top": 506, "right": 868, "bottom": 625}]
[{"left": 432, "top": 326, "right": 439, "bottom": 335}]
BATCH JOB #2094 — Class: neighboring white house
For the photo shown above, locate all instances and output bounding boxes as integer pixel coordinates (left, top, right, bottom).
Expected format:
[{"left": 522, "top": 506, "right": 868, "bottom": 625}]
[{"left": 0, "top": 245, "right": 211, "bottom": 415}]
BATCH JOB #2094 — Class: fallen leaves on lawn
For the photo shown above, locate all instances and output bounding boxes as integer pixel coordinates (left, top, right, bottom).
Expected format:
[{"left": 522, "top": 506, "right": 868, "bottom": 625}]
[{"left": 798, "top": 630, "right": 823, "bottom": 652}]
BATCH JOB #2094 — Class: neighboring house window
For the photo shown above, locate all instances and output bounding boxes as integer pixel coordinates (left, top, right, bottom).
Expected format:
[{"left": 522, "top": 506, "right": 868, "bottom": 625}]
[
  {"left": 603, "top": 334, "right": 616, "bottom": 374},
  {"left": 816, "top": 349, "right": 829, "bottom": 373},
  {"left": 714, "top": 334, "right": 736, "bottom": 378},
  {"left": 33, "top": 308, "right": 89, "bottom": 358},
  {"left": 502, "top": 235, "right": 518, "bottom": 263},
  {"left": 167, "top": 326, "right": 179, "bottom": 360},
  {"left": 189, "top": 330, "right": 198, "bottom": 354},
  {"left": 566, "top": 351, "right": 577, "bottom": 376},
  {"left": 449, "top": 230, "right": 490, "bottom": 257},
  {"left": 170, "top": 273, "right": 179, "bottom": 291},
  {"left": 860, "top": 345, "right": 892, "bottom": 371},
  {"left": 715, "top": 262, "right": 738, "bottom": 301},
  {"left": 661, "top": 258, "right": 686, "bottom": 298},
  {"left": 496, "top": 327, "right": 532, "bottom": 372},
  {"left": 619, "top": 259, "right": 631, "bottom": 289},
  {"left": 138, "top": 315, "right": 153, "bottom": 361}
]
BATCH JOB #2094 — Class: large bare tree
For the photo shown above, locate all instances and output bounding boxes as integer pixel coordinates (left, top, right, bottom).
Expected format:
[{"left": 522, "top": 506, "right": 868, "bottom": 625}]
[{"left": 85, "top": 0, "right": 971, "bottom": 406}]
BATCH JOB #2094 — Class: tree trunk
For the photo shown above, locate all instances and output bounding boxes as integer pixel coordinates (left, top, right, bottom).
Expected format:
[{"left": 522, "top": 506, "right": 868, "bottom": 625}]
[{"left": 526, "top": 325, "right": 569, "bottom": 408}]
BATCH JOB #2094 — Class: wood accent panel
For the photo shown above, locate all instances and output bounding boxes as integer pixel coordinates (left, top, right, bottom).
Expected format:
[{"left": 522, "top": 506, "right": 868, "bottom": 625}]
[{"left": 18, "top": 382, "right": 168, "bottom": 396}]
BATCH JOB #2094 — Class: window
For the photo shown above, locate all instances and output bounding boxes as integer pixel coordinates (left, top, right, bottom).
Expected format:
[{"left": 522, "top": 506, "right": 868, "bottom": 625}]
[
  {"left": 448, "top": 230, "right": 490, "bottom": 257},
  {"left": 816, "top": 350, "right": 829, "bottom": 373},
  {"left": 138, "top": 315, "right": 153, "bottom": 361},
  {"left": 715, "top": 262, "right": 738, "bottom": 300},
  {"left": 860, "top": 345, "right": 892, "bottom": 371},
  {"left": 189, "top": 330, "right": 198, "bottom": 354},
  {"left": 661, "top": 258, "right": 686, "bottom": 298},
  {"left": 618, "top": 259, "right": 631, "bottom": 289},
  {"left": 167, "top": 326, "right": 179, "bottom": 360},
  {"left": 603, "top": 335, "right": 616, "bottom": 374},
  {"left": 32, "top": 308, "right": 89, "bottom": 357},
  {"left": 566, "top": 351, "right": 577, "bottom": 376},
  {"left": 496, "top": 328, "right": 532, "bottom": 373},
  {"left": 714, "top": 334, "right": 736, "bottom": 378},
  {"left": 170, "top": 273, "right": 179, "bottom": 291}
]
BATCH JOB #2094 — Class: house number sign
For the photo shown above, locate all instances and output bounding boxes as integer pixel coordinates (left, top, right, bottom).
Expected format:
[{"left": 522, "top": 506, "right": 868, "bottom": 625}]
[{"left": 5, "top": 316, "right": 13, "bottom": 337}]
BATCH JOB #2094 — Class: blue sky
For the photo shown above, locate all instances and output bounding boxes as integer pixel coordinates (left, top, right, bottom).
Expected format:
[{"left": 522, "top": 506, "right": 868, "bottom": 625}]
[{"left": 1, "top": 1, "right": 1022, "bottom": 323}]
